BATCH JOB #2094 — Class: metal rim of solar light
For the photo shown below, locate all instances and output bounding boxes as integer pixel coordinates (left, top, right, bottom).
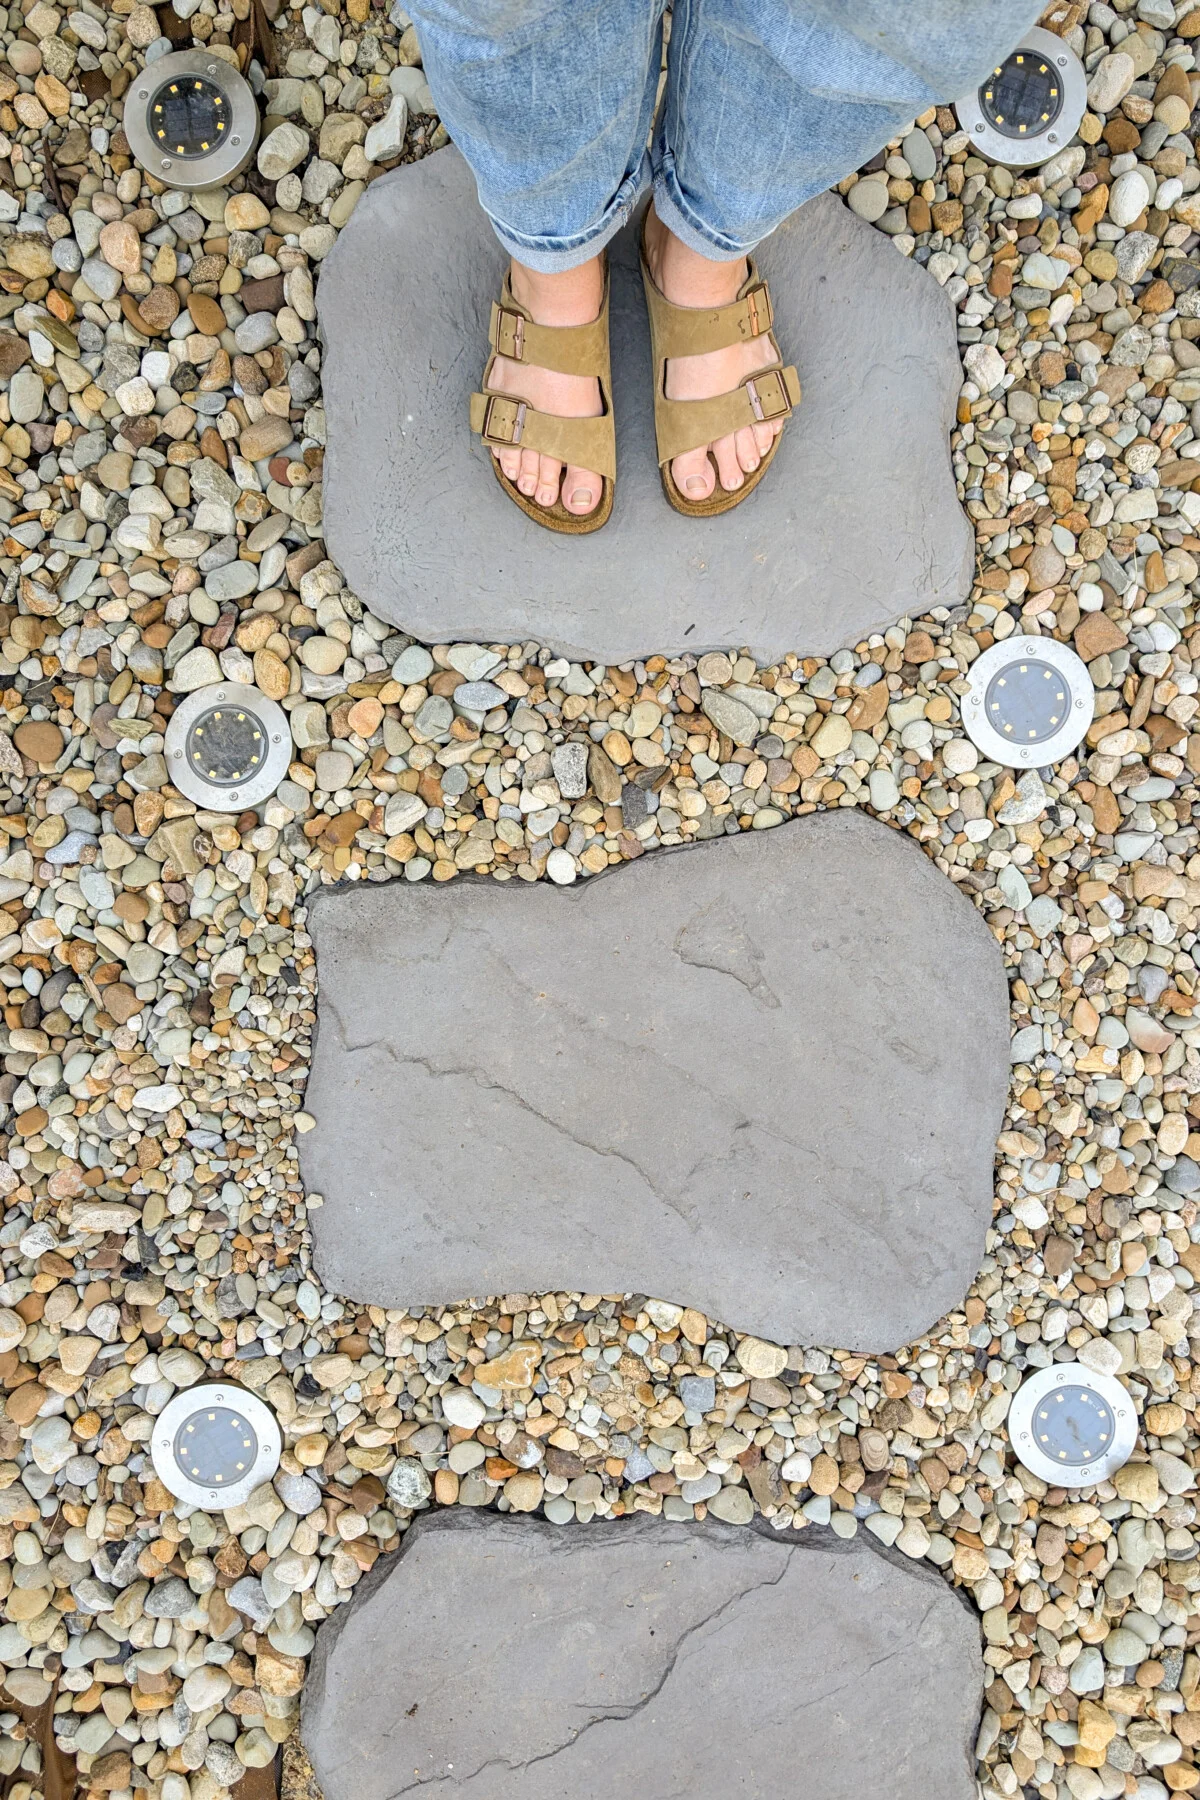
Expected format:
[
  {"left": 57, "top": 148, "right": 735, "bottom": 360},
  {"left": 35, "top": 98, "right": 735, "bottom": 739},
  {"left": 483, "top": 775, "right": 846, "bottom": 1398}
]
[
  {"left": 955, "top": 27, "right": 1087, "bottom": 168},
  {"left": 151, "top": 1385, "right": 281, "bottom": 1508},
  {"left": 165, "top": 681, "right": 292, "bottom": 810},
  {"left": 961, "top": 635, "right": 1095, "bottom": 769},
  {"left": 125, "top": 50, "right": 259, "bottom": 192},
  {"left": 1007, "top": 1362, "right": 1137, "bottom": 1488}
]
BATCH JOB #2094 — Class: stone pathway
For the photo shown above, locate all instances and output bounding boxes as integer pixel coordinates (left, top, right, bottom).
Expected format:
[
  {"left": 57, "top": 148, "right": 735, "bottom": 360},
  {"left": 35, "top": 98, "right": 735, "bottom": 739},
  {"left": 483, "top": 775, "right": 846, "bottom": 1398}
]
[
  {"left": 301, "top": 810, "right": 1008, "bottom": 1353},
  {"left": 6, "top": 3, "right": 1200, "bottom": 1797},
  {"left": 316, "top": 148, "right": 972, "bottom": 665},
  {"left": 301, "top": 1511, "right": 983, "bottom": 1800}
]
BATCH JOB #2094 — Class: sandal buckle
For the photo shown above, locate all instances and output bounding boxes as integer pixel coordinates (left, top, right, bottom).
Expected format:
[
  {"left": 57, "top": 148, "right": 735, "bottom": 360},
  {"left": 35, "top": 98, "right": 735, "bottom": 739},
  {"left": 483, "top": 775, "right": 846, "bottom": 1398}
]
[
  {"left": 482, "top": 395, "right": 527, "bottom": 445},
  {"left": 743, "top": 283, "right": 773, "bottom": 337},
  {"left": 494, "top": 306, "right": 526, "bottom": 359},
  {"left": 745, "top": 370, "right": 790, "bottom": 422}
]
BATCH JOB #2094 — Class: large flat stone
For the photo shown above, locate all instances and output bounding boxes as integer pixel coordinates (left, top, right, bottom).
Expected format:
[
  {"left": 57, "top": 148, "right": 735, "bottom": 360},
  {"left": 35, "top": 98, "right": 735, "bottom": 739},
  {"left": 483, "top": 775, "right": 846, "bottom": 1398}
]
[
  {"left": 302, "top": 1511, "right": 983, "bottom": 1800},
  {"left": 300, "top": 813, "right": 1007, "bottom": 1350},
  {"left": 317, "top": 148, "right": 972, "bottom": 665}
]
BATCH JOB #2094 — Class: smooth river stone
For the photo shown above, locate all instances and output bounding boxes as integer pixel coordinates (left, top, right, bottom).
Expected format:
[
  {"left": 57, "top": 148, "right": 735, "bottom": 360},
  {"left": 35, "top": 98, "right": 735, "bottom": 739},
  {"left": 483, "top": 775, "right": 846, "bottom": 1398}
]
[
  {"left": 301, "top": 1511, "right": 984, "bottom": 1800},
  {"left": 317, "top": 147, "right": 972, "bottom": 664},
  {"left": 300, "top": 811, "right": 1007, "bottom": 1351}
]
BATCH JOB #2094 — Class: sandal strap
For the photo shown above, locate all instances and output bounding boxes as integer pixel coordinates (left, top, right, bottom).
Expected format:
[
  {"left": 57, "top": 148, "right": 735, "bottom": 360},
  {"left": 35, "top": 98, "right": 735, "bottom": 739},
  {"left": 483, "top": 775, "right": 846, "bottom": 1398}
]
[
  {"left": 487, "top": 268, "right": 611, "bottom": 378},
  {"left": 642, "top": 256, "right": 777, "bottom": 358},
  {"left": 488, "top": 300, "right": 610, "bottom": 378},
  {"left": 652, "top": 364, "right": 800, "bottom": 466},
  {"left": 469, "top": 389, "right": 617, "bottom": 480}
]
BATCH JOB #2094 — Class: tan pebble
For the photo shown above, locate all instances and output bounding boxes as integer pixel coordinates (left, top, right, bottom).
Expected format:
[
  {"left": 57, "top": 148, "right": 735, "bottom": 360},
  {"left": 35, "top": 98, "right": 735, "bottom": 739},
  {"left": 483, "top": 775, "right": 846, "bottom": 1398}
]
[
  {"left": 1114, "top": 1461, "right": 1160, "bottom": 1507},
  {"left": 734, "top": 1335, "right": 786, "bottom": 1380},
  {"left": 503, "top": 1471, "right": 544, "bottom": 1512},
  {"left": 434, "top": 1469, "right": 459, "bottom": 1505},
  {"left": 187, "top": 293, "right": 226, "bottom": 337},
  {"left": 8, "top": 1587, "right": 50, "bottom": 1620},
  {"left": 99, "top": 218, "right": 141, "bottom": 276},
  {"left": 347, "top": 697, "right": 383, "bottom": 737},
  {"left": 253, "top": 648, "right": 291, "bottom": 700},
  {"left": 679, "top": 1308, "right": 708, "bottom": 1345},
  {"left": 477, "top": 1342, "right": 542, "bottom": 1388},
  {"left": 14, "top": 720, "right": 63, "bottom": 763},
  {"left": 225, "top": 193, "right": 271, "bottom": 231},
  {"left": 294, "top": 1433, "right": 328, "bottom": 1466},
  {"left": 59, "top": 1335, "right": 100, "bottom": 1376},
  {"left": 301, "top": 636, "right": 346, "bottom": 676},
  {"left": 240, "top": 415, "right": 294, "bottom": 461},
  {"left": 808, "top": 1454, "right": 839, "bottom": 1496},
  {"left": 952, "top": 1542, "right": 991, "bottom": 1582}
]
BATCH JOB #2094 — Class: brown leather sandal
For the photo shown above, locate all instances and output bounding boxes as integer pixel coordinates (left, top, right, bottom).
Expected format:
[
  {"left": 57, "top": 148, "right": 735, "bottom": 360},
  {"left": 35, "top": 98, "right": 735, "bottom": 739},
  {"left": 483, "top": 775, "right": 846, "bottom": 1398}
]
[
  {"left": 640, "top": 237, "right": 800, "bottom": 518},
  {"left": 469, "top": 266, "right": 615, "bottom": 534}
]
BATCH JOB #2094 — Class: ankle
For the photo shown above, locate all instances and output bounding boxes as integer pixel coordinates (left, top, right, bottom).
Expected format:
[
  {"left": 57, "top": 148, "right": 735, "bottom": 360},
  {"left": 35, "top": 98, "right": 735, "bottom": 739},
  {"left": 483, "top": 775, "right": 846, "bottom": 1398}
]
[
  {"left": 645, "top": 206, "right": 747, "bottom": 307},
  {"left": 510, "top": 256, "right": 603, "bottom": 327}
]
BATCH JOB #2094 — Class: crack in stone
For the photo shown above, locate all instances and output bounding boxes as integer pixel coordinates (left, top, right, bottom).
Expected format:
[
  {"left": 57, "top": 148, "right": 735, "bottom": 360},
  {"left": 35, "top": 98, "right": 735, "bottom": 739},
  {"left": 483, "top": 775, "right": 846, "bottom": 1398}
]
[
  {"left": 327, "top": 1002, "right": 700, "bottom": 1234},
  {"left": 379, "top": 1554, "right": 794, "bottom": 1797}
]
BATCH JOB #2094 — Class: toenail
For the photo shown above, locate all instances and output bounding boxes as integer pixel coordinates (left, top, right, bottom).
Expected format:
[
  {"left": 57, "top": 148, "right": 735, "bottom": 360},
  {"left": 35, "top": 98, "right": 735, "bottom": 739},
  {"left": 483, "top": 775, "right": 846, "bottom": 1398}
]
[
  {"left": 571, "top": 488, "right": 593, "bottom": 508},
  {"left": 685, "top": 476, "right": 708, "bottom": 494}
]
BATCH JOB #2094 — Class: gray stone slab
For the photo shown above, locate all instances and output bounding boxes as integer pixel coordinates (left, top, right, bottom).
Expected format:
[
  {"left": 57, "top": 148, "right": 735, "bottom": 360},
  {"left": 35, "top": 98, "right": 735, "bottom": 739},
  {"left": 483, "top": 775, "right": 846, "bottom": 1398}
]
[
  {"left": 317, "top": 148, "right": 972, "bottom": 665},
  {"left": 300, "top": 812, "right": 1007, "bottom": 1350},
  {"left": 302, "top": 1511, "right": 984, "bottom": 1800}
]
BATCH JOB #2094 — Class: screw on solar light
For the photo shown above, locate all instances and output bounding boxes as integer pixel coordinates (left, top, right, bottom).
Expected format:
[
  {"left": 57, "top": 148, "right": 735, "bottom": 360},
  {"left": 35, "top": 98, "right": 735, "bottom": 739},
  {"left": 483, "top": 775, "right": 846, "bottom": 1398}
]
[
  {"left": 151, "top": 1386, "right": 281, "bottom": 1509},
  {"left": 961, "top": 636, "right": 1094, "bottom": 770},
  {"left": 955, "top": 27, "right": 1086, "bottom": 168},
  {"left": 164, "top": 683, "right": 292, "bottom": 810},
  {"left": 1006, "top": 1363, "right": 1137, "bottom": 1489},
  {"left": 125, "top": 50, "right": 259, "bottom": 192}
]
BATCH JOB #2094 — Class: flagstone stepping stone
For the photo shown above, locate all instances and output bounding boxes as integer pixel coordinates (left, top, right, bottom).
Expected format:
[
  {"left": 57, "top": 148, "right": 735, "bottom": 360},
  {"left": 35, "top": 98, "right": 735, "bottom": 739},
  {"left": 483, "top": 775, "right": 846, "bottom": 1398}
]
[
  {"left": 300, "top": 812, "right": 1007, "bottom": 1350},
  {"left": 317, "top": 148, "right": 971, "bottom": 666},
  {"left": 301, "top": 1511, "right": 983, "bottom": 1800}
]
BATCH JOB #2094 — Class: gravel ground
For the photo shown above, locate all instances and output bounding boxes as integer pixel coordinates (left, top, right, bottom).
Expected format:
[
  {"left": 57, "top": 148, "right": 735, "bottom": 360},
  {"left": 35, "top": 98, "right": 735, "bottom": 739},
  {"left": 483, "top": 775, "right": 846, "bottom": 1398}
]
[{"left": 3, "top": 1, "right": 1200, "bottom": 1798}]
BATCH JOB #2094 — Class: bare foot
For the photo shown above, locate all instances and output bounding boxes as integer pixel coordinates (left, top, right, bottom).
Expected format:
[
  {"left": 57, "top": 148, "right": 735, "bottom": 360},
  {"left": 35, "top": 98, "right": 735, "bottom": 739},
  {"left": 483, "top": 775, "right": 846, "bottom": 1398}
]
[
  {"left": 486, "top": 256, "right": 604, "bottom": 517},
  {"left": 642, "top": 204, "right": 783, "bottom": 502}
]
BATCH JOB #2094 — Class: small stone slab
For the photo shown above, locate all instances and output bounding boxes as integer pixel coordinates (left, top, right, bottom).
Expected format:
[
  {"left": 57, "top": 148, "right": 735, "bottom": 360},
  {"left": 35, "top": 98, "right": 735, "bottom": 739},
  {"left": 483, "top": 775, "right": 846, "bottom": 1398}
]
[
  {"left": 317, "top": 148, "right": 971, "bottom": 665},
  {"left": 302, "top": 1512, "right": 983, "bottom": 1800},
  {"left": 300, "top": 813, "right": 1007, "bottom": 1350}
]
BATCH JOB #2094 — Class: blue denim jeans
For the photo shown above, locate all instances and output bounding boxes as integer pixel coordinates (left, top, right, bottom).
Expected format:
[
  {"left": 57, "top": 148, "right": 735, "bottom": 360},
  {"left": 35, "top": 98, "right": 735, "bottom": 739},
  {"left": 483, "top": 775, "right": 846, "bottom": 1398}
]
[{"left": 404, "top": 0, "right": 1043, "bottom": 271}]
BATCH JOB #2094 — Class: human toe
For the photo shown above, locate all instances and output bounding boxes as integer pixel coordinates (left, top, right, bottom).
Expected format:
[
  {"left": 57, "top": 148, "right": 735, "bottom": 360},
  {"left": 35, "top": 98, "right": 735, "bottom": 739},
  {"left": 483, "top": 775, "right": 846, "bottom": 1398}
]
[
  {"left": 517, "top": 446, "right": 540, "bottom": 496},
  {"left": 752, "top": 421, "right": 776, "bottom": 459},
  {"left": 671, "top": 445, "right": 716, "bottom": 502},
  {"left": 563, "top": 465, "right": 600, "bottom": 516},
  {"left": 712, "top": 433, "right": 744, "bottom": 493},
  {"left": 496, "top": 446, "right": 521, "bottom": 482},
  {"left": 534, "top": 452, "right": 562, "bottom": 510},
  {"left": 735, "top": 426, "right": 760, "bottom": 475}
]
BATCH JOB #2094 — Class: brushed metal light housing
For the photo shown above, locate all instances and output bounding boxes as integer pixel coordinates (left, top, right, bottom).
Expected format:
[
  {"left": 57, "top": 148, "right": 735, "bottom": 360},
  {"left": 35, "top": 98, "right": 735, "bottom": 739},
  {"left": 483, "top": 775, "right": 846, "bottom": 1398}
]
[
  {"left": 125, "top": 50, "right": 259, "bottom": 191},
  {"left": 961, "top": 635, "right": 1094, "bottom": 768},
  {"left": 151, "top": 1386, "right": 281, "bottom": 1509},
  {"left": 956, "top": 28, "right": 1086, "bottom": 168},
  {"left": 165, "top": 681, "right": 292, "bottom": 810},
  {"left": 1007, "top": 1362, "right": 1137, "bottom": 1489}
]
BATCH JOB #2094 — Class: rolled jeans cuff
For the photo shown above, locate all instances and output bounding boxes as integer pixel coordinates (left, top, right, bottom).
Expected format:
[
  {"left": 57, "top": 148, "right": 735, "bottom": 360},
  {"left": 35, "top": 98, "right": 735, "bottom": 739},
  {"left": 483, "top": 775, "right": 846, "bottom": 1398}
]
[
  {"left": 484, "top": 149, "right": 652, "bottom": 273},
  {"left": 650, "top": 144, "right": 782, "bottom": 262}
]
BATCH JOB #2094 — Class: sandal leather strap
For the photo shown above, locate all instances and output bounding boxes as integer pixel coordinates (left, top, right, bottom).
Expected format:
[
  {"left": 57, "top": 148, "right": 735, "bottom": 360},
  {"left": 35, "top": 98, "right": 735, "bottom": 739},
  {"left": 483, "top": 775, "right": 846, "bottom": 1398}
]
[
  {"left": 470, "top": 389, "right": 617, "bottom": 480},
  {"left": 487, "top": 268, "right": 611, "bottom": 378},
  {"left": 652, "top": 364, "right": 800, "bottom": 466},
  {"left": 641, "top": 256, "right": 777, "bottom": 358}
]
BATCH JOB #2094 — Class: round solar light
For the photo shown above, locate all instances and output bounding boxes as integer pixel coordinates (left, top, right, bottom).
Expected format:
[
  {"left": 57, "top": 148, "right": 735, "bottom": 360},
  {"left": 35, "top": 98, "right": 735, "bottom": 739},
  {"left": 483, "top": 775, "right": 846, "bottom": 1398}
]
[
  {"left": 125, "top": 50, "right": 259, "bottom": 192},
  {"left": 955, "top": 28, "right": 1087, "bottom": 167},
  {"left": 151, "top": 1386, "right": 281, "bottom": 1509},
  {"left": 165, "top": 681, "right": 292, "bottom": 810},
  {"left": 1007, "top": 1362, "right": 1137, "bottom": 1488},
  {"left": 961, "top": 635, "right": 1094, "bottom": 769}
]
